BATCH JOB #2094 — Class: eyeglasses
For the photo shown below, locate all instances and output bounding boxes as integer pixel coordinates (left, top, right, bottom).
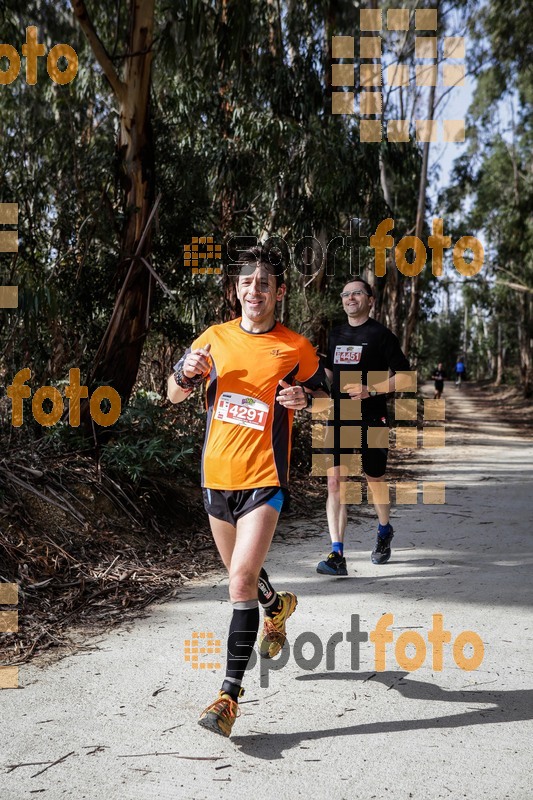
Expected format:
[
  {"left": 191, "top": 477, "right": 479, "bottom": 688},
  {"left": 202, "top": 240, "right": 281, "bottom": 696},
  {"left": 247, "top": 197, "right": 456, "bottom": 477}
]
[{"left": 340, "top": 290, "right": 371, "bottom": 298}]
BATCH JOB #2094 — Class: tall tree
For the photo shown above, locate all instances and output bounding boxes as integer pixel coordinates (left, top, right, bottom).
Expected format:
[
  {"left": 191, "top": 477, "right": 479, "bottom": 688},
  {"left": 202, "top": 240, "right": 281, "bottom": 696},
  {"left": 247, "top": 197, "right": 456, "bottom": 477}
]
[
  {"left": 71, "top": 0, "right": 156, "bottom": 417},
  {"left": 445, "top": 0, "right": 533, "bottom": 394}
]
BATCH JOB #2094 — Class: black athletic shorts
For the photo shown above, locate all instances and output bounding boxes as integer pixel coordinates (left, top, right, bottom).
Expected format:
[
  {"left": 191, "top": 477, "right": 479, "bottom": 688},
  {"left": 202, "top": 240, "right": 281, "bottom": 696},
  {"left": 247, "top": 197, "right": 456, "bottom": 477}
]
[
  {"left": 318, "top": 416, "right": 389, "bottom": 479},
  {"left": 202, "top": 486, "right": 288, "bottom": 526}
]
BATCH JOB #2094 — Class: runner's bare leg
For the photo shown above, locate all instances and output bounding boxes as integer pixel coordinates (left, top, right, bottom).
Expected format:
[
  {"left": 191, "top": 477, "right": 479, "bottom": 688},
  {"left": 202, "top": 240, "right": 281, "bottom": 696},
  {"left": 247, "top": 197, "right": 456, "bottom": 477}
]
[
  {"left": 208, "top": 504, "right": 280, "bottom": 601},
  {"left": 326, "top": 465, "right": 347, "bottom": 545},
  {"left": 366, "top": 475, "right": 390, "bottom": 526}
]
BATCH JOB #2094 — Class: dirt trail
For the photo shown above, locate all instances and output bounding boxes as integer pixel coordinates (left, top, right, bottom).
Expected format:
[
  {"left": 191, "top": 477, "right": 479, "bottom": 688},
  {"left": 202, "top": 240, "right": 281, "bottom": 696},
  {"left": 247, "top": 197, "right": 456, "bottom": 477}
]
[{"left": 2, "top": 384, "right": 532, "bottom": 800}]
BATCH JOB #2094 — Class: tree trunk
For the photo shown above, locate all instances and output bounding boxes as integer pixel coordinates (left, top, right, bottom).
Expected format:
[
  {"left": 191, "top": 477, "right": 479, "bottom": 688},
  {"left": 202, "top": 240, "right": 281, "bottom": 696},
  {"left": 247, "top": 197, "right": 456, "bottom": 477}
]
[
  {"left": 402, "top": 79, "right": 437, "bottom": 354},
  {"left": 495, "top": 322, "right": 504, "bottom": 385},
  {"left": 71, "top": 0, "right": 156, "bottom": 422},
  {"left": 216, "top": 0, "right": 239, "bottom": 320},
  {"left": 378, "top": 155, "right": 400, "bottom": 334},
  {"left": 281, "top": 260, "right": 290, "bottom": 327},
  {"left": 518, "top": 295, "right": 532, "bottom": 397}
]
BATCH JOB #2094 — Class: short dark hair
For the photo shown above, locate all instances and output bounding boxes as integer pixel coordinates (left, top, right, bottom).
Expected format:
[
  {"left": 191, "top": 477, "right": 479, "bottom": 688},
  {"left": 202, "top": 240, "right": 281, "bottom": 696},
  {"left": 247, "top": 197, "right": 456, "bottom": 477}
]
[
  {"left": 233, "top": 246, "right": 285, "bottom": 288},
  {"left": 343, "top": 278, "right": 374, "bottom": 298}
]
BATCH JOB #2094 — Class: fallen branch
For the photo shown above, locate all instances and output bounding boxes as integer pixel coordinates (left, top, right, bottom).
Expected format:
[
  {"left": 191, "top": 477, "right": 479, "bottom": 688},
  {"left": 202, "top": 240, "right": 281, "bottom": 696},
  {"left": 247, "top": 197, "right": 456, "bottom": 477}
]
[
  {"left": 30, "top": 751, "right": 76, "bottom": 779},
  {"left": 6, "top": 751, "right": 77, "bottom": 777},
  {"left": 118, "top": 752, "right": 223, "bottom": 760},
  {"left": 0, "top": 465, "right": 85, "bottom": 525}
]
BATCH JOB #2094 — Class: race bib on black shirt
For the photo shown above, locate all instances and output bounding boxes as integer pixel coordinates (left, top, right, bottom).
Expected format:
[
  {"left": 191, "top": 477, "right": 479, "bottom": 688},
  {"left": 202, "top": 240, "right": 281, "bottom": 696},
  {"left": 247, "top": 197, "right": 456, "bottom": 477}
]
[
  {"left": 326, "top": 319, "right": 410, "bottom": 420},
  {"left": 333, "top": 345, "right": 363, "bottom": 364}
]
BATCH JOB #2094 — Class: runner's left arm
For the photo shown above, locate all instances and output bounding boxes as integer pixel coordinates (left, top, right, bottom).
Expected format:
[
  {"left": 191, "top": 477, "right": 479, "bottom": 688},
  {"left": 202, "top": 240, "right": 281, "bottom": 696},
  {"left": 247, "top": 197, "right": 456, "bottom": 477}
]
[
  {"left": 344, "top": 331, "right": 412, "bottom": 398},
  {"left": 379, "top": 331, "right": 412, "bottom": 393}
]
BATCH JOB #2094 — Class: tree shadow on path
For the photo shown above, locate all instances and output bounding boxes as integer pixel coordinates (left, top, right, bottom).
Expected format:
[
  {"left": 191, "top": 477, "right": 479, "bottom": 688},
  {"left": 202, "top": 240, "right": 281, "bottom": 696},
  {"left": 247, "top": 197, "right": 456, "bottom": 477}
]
[{"left": 232, "top": 671, "right": 533, "bottom": 761}]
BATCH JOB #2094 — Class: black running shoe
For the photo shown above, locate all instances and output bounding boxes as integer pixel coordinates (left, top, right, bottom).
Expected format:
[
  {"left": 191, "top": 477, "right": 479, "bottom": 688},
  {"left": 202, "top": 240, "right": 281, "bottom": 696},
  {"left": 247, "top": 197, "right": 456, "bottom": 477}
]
[
  {"left": 371, "top": 528, "right": 394, "bottom": 564},
  {"left": 317, "top": 551, "right": 348, "bottom": 576}
]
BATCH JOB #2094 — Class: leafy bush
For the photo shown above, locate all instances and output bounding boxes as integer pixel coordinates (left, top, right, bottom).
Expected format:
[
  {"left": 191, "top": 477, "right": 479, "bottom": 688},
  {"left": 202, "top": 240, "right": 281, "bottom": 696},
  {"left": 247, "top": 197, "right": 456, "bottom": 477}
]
[{"left": 100, "top": 390, "right": 196, "bottom": 483}]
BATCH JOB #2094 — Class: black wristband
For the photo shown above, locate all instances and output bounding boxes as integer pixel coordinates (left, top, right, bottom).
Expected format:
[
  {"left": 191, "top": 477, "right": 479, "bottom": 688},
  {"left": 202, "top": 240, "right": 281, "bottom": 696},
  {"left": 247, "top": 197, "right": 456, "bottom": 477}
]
[
  {"left": 305, "top": 392, "right": 313, "bottom": 409},
  {"left": 173, "top": 359, "right": 206, "bottom": 391}
]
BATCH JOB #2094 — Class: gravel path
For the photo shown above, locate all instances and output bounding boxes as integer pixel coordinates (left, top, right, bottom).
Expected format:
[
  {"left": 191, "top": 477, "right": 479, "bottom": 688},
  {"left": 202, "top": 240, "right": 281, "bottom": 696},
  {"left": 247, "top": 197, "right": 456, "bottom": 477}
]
[{"left": 2, "top": 383, "right": 532, "bottom": 800}]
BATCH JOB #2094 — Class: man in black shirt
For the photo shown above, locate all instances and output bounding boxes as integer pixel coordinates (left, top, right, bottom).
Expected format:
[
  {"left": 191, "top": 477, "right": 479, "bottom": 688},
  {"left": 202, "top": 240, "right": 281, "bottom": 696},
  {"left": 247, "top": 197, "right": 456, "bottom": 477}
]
[
  {"left": 432, "top": 363, "right": 445, "bottom": 399},
  {"left": 316, "top": 279, "right": 411, "bottom": 575}
]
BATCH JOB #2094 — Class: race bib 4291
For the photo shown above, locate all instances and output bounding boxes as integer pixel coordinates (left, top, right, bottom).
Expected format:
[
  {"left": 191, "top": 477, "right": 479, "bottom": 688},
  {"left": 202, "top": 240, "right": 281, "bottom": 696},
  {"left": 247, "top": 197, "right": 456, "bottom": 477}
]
[{"left": 214, "top": 392, "right": 269, "bottom": 431}]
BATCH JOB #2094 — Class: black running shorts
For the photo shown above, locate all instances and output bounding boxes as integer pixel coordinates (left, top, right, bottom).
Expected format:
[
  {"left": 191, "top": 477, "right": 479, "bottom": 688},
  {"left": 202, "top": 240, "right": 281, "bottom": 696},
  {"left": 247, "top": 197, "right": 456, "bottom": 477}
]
[
  {"left": 202, "top": 486, "right": 287, "bottom": 526},
  {"left": 318, "top": 416, "right": 389, "bottom": 479}
]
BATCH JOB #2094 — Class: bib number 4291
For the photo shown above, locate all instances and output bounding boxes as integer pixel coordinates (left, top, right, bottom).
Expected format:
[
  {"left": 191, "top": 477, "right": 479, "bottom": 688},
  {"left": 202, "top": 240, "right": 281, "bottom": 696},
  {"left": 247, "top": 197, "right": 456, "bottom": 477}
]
[
  {"left": 215, "top": 392, "right": 270, "bottom": 431},
  {"left": 228, "top": 403, "right": 266, "bottom": 426}
]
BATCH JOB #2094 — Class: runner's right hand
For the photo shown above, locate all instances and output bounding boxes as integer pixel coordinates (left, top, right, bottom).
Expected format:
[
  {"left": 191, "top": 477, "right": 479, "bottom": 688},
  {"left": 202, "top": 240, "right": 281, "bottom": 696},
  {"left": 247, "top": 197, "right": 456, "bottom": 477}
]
[{"left": 183, "top": 344, "right": 211, "bottom": 378}]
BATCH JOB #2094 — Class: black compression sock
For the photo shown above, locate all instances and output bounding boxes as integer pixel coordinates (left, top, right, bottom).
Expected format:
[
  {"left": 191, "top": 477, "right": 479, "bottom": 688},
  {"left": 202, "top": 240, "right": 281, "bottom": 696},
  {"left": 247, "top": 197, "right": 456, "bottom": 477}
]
[{"left": 221, "top": 600, "right": 259, "bottom": 700}]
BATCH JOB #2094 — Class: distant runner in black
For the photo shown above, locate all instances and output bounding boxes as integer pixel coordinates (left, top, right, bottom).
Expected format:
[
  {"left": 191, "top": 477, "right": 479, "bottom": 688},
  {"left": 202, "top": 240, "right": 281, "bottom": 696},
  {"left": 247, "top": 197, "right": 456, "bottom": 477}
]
[
  {"left": 432, "top": 363, "right": 445, "bottom": 399},
  {"left": 316, "top": 278, "right": 411, "bottom": 576}
]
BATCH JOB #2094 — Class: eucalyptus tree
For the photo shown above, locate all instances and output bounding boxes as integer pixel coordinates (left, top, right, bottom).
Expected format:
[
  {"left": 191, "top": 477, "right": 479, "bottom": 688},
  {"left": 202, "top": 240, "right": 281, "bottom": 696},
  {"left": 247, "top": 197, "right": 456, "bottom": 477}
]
[{"left": 445, "top": 0, "right": 533, "bottom": 394}]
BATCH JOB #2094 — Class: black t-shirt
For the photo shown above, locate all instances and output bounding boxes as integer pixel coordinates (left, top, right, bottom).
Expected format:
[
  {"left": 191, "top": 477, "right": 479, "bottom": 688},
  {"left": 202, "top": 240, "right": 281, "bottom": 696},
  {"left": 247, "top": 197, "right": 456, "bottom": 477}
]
[
  {"left": 325, "top": 319, "right": 411, "bottom": 422},
  {"left": 432, "top": 368, "right": 445, "bottom": 384}
]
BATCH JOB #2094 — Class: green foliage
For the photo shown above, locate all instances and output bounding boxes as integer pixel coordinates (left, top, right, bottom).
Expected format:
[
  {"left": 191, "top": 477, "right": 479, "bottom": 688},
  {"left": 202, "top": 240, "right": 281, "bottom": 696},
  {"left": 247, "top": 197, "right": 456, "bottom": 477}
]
[
  {"left": 100, "top": 390, "right": 195, "bottom": 484},
  {"left": 5, "top": 0, "right": 516, "bottom": 473},
  {"left": 0, "top": 0, "right": 426, "bottom": 378},
  {"left": 435, "top": 0, "right": 533, "bottom": 391},
  {"left": 419, "top": 310, "right": 463, "bottom": 379}
]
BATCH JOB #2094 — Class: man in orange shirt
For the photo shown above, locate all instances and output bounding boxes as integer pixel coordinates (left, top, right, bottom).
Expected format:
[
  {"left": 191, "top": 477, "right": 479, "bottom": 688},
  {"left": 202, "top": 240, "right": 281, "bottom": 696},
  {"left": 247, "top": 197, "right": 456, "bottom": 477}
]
[{"left": 168, "top": 247, "right": 327, "bottom": 737}]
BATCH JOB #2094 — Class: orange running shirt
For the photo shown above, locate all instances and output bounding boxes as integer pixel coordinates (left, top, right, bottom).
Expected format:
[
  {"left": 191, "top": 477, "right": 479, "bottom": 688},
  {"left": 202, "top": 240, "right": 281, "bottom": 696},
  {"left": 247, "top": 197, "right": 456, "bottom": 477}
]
[{"left": 181, "top": 318, "right": 325, "bottom": 490}]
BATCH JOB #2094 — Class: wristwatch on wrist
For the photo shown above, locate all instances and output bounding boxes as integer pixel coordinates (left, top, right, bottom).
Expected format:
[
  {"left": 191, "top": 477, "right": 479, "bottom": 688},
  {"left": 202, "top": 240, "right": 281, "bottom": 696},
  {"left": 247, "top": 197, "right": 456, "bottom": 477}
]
[
  {"left": 369, "top": 388, "right": 378, "bottom": 397},
  {"left": 305, "top": 392, "right": 313, "bottom": 409}
]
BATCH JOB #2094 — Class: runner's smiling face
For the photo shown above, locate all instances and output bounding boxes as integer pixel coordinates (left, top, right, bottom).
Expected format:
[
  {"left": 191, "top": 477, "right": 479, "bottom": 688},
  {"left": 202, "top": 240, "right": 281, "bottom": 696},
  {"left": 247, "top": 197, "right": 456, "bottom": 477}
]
[
  {"left": 342, "top": 280, "right": 373, "bottom": 322},
  {"left": 237, "top": 265, "right": 284, "bottom": 327}
]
